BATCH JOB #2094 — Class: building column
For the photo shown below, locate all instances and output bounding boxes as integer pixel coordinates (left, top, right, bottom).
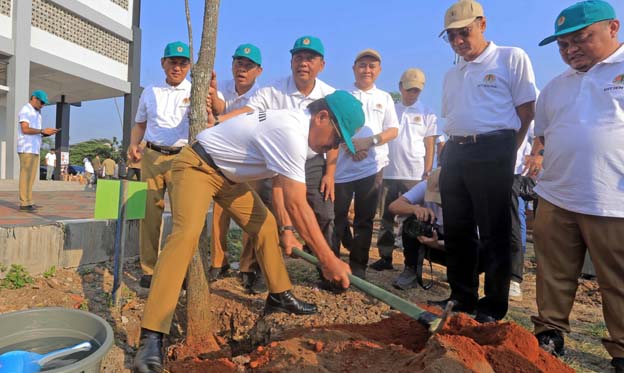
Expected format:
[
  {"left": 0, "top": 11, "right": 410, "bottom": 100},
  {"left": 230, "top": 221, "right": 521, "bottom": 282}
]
[
  {"left": 4, "top": 0, "right": 32, "bottom": 179},
  {"left": 122, "top": 0, "right": 141, "bottom": 154},
  {"left": 54, "top": 95, "right": 70, "bottom": 180}
]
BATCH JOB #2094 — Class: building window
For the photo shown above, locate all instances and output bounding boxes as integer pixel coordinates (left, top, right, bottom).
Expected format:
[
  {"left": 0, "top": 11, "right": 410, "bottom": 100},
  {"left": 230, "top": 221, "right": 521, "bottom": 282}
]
[
  {"left": 0, "top": 0, "right": 10, "bottom": 17},
  {"left": 31, "top": 0, "right": 129, "bottom": 65}
]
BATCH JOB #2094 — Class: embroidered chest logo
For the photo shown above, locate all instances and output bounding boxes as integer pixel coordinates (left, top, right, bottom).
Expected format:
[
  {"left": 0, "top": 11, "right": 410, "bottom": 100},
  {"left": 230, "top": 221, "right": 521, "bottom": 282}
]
[
  {"left": 375, "top": 103, "right": 383, "bottom": 110},
  {"left": 412, "top": 115, "right": 423, "bottom": 124},
  {"left": 604, "top": 74, "right": 624, "bottom": 92},
  {"left": 478, "top": 73, "right": 498, "bottom": 88},
  {"left": 182, "top": 97, "right": 190, "bottom": 105}
]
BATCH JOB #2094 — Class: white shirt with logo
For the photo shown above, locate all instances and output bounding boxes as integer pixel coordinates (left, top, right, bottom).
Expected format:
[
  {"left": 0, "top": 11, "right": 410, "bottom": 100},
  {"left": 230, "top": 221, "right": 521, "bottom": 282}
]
[
  {"left": 17, "top": 103, "right": 43, "bottom": 154},
  {"left": 334, "top": 85, "right": 399, "bottom": 183},
  {"left": 197, "top": 110, "right": 309, "bottom": 183},
  {"left": 442, "top": 42, "right": 537, "bottom": 136},
  {"left": 384, "top": 100, "right": 439, "bottom": 180},
  {"left": 45, "top": 152, "right": 56, "bottom": 167},
  {"left": 135, "top": 79, "right": 191, "bottom": 147},
  {"left": 534, "top": 45, "right": 624, "bottom": 218},
  {"left": 217, "top": 79, "right": 260, "bottom": 113}
]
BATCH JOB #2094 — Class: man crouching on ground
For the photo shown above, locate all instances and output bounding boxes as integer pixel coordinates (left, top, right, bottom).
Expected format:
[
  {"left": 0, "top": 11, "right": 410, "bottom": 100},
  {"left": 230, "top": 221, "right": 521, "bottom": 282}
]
[{"left": 133, "top": 90, "right": 365, "bottom": 372}]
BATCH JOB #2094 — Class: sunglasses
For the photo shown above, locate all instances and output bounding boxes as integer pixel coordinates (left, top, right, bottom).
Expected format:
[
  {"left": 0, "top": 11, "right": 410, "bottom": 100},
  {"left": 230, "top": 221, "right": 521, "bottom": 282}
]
[{"left": 442, "top": 19, "right": 481, "bottom": 43}]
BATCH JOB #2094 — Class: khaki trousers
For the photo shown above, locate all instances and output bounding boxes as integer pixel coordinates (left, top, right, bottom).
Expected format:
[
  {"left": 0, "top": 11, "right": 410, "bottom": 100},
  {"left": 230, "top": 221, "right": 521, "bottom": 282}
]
[
  {"left": 18, "top": 153, "right": 39, "bottom": 207},
  {"left": 531, "top": 198, "right": 624, "bottom": 358},
  {"left": 141, "top": 146, "right": 292, "bottom": 334},
  {"left": 211, "top": 178, "right": 272, "bottom": 272},
  {"left": 139, "top": 148, "right": 176, "bottom": 274}
]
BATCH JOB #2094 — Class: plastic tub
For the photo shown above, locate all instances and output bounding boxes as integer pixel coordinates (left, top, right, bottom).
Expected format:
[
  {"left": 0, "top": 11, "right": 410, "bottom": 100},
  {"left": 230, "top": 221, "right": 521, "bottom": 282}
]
[{"left": 0, "top": 308, "right": 114, "bottom": 372}]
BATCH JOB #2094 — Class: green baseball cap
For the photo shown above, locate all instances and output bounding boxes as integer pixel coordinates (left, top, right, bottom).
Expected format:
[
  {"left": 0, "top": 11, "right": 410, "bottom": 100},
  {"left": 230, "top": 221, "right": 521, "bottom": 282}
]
[
  {"left": 539, "top": 0, "right": 616, "bottom": 46},
  {"left": 290, "top": 35, "right": 325, "bottom": 57},
  {"left": 163, "top": 41, "right": 191, "bottom": 59},
  {"left": 325, "top": 90, "right": 365, "bottom": 154},
  {"left": 232, "top": 43, "right": 262, "bottom": 66},
  {"left": 31, "top": 90, "right": 49, "bottom": 105}
]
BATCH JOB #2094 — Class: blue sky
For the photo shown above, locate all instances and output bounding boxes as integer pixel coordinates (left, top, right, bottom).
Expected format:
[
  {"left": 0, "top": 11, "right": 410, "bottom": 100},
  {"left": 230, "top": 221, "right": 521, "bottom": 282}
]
[{"left": 42, "top": 0, "right": 624, "bottom": 143}]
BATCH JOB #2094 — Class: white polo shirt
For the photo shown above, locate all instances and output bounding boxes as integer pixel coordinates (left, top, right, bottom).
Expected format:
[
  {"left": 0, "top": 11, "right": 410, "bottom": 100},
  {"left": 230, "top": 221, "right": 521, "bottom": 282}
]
[
  {"left": 197, "top": 110, "right": 309, "bottom": 184},
  {"left": 45, "top": 152, "right": 56, "bottom": 167},
  {"left": 441, "top": 42, "right": 537, "bottom": 136},
  {"left": 135, "top": 79, "right": 191, "bottom": 147},
  {"left": 246, "top": 75, "right": 335, "bottom": 112},
  {"left": 217, "top": 79, "right": 260, "bottom": 113},
  {"left": 534, "top": 45, "right": 624, "bottom": 218},
  {"left": 384, "top": 100, "right": 439, "bottom": 180},
  {"left": 17, "top": 103, "right": 43, "bottom": 154},
  {"left": 334, "top": 85, "right": 399, "bottom": 183}
]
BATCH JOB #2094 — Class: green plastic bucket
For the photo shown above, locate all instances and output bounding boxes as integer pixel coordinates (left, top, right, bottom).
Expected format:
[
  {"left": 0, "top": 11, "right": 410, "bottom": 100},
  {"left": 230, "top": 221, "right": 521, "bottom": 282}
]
[{"left": 0, "top": 308, "right": 114, "bottom": 372}]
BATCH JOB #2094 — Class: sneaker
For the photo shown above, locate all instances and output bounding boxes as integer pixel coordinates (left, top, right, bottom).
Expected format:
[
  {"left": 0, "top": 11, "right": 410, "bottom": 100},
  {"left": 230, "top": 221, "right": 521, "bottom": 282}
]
[
  {"left": 612, "top": 357, "right": 624, "bottom": 373},
  {"left": 19, "top": 205, "right": 37, "bottom": 213},
  {"left": 536, "top": 329, "right": 565, "bottom": 356},
  {"left": 370, "top": 257, "right": 393, "bottom": 271},
  {"left": 509, "top": 281, "right": 523, "bottom": 301},
  {"left": 392, "top": 266, "right": 419, "bottom": 290}
]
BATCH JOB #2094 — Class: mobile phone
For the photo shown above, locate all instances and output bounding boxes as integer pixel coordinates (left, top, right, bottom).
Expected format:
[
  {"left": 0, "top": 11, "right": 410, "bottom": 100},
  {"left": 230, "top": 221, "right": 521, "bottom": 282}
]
[{"left": 55, "top": 128, "right": 62, "bottom": 132}]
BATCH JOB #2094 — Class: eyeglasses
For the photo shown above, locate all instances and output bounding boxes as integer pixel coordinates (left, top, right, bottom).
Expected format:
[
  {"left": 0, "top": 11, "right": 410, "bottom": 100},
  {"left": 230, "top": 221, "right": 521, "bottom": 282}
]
[
  {"left": 442, "top": 19, "right": 480, "bottom": 43},
  {"left": 329, "top": 117, "right": 344, "bottom": 148}
]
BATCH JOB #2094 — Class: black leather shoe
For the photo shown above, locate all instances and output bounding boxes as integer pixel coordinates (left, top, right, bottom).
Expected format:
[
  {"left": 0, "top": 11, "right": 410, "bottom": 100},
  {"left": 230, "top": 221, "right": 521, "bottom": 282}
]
[
  {"left": 370, "top": 257, "right": 394, "bottom": 271},
  {"left": 208, "top": 264, "right": 230, "bottom": 282},
  {"left": 249, "top": 271, "right": 267, "bottom": 294},
  {"left": 612, "top": 357, "right": 624, "bottom": 373},
  {"left": 393, "top": 266, "right": 419, "bottom": 290},
  {"left": 139, "top": 275, "right": 152, "bottom": 289},
  {"left": 428, "top": 298, "right": 475, "bottom": 314},
  {"left": 536, "top": 329, "right": 565, "bottom": 356},
  {"left": 264, "top": 290, "right": 318, "bottom": 315},
  {"left": 350, "top": 265, "right": 367, "bottom": 280},
  {"left": 133, "top": 328, "right": 164, "bottom": 373},
  {"left": 474, "top": 311, "right": 497, "bottom": 324},
  {"left": 19, "top": 205, "right": 37, "bottom": 213}
]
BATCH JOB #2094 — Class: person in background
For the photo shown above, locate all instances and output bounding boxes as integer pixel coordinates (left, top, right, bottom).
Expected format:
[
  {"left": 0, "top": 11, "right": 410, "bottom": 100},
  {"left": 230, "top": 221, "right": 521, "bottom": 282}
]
[
  {"left": 102, "top": 156, "right": 116, "bottom": 179},
  {"left": 373, "top": 67, "right": 439, "bottom": 271},
  {"left": 44, "top": 149, "right": 56, "bottom": 181},
  {"left": 17, "top": 90, "right": 58, "bottom": 211}
]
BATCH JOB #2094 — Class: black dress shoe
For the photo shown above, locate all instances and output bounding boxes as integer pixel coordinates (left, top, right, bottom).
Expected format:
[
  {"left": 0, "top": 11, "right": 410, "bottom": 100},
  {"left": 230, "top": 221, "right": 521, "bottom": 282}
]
[
  {"left": 370, "top": 257, "right": 394, "bottom": 271},
  {"left": 428, "top": 298, "right": 475, "bottom": 314},
  {"left": 139, "top": 275, "right": 152, "bottom": 289},
  {"left": 19, "top": 205, "right": 37, "bottom": 213},
  {"left": 133, "top": 328, "right": 164, "bottom": 373},
  {"left": 317, "top": 277, "right": 347, "bottom": 294},
  {"left": 208, "top": 264, "right": 230, "bottom": 282},
  {"left": 264, "top": 290, "right": 318, "bottom": 315},
  {"left": 536, "top": 329, "right": 565, "bottom": 356},
  {"left": 612, "top": 357, "right": 624, "bottom": 373},
  {"left": 249, "top": 271, "right": 267, "bottom": 294},
  {"left": 474, "top": 311, "right": 497, "bottom": 324}
]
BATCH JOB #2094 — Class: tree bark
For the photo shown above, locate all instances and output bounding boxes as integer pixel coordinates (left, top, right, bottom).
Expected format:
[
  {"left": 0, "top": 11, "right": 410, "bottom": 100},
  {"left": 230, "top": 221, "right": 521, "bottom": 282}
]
[{"left": 184, "top": 0, "right": 221, "bottom": 351}]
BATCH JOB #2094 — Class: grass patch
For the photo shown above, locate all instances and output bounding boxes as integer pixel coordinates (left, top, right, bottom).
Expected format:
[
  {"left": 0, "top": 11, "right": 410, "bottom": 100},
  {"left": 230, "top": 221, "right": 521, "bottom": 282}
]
[{"left": 0, "top": 264, "right": 34, "bottom": 289}]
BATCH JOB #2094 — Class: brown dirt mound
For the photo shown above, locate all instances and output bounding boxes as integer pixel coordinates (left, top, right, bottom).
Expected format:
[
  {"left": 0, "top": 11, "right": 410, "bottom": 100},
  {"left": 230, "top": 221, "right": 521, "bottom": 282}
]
[{"left": 166, "top": 312, "right": 573, "bottom": 372}]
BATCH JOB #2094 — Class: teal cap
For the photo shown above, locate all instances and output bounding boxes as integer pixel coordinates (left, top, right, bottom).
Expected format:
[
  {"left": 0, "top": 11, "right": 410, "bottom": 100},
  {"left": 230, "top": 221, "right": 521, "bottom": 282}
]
[
  {"left": 31, "top": 90, "right": 49, "bottom": 105},
  {"left": 290, "top": 35, "right": 325, "bottom": 57},
  {"left": 539, "top": 0, "right": 616, "bottom": 46},
  {"left": 325, "top": 90, "right": 365, "bottom": 154},
  {"left": 232, "top": 43, "right": 262, "bottom": 66},
  {"left": 163, "top": 41, "right": 191, "bottom": 59}
]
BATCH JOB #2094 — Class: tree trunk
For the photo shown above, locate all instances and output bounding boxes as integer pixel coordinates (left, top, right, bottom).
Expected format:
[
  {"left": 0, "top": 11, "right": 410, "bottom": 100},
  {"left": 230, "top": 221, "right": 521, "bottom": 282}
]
[{"left": 184, "top": 0, "right": 221, "bottom": 351}]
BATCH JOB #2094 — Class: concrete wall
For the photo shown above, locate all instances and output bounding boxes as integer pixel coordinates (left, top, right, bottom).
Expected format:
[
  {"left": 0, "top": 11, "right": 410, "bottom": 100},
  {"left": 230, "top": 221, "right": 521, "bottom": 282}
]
[{"left": 0, "top": 213, "right": 186, "bottom": 276}]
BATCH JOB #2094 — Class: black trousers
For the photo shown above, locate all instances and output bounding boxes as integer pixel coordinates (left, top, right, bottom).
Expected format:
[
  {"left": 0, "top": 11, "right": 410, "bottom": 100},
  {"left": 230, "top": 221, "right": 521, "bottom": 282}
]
[
  {"left": 126, "top": 167, "right": 141, "bottom": 181},
  {"left": 440, "top": 130, "right": 516, "bottom": 319},
  {"left": 334, "top": 171, "right": 384, "bottom": 270},
  {"left": 378, "top": 179, "right": 420, "bottom": 258},
  {"left": 510, "top": 174, "right": 526, "bottom": 283},
  {"left": 304, "top": 154, "right": 339, "bottom": 254}
]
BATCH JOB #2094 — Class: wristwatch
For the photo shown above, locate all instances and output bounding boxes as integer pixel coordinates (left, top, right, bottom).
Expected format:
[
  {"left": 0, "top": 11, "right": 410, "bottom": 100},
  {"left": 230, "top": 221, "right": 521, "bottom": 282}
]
[
  {"left": 278, "top": 225, "right": 296, "bottom": 234},
  {"left": 372, "top": 135, "right": 380, "bottom": 146}
]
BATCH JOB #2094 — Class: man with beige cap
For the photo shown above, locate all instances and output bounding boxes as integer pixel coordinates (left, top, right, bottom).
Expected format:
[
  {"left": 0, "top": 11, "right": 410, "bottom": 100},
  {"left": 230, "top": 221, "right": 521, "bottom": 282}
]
[
  {"left": 333, "top": 49, "right": 399, "bottom": 279},
  {"left": 372, "top": 67, "right": 440, "bottom": 272},
  {"left": 432, "top": 0, "right": 537, "bottom": 323}
]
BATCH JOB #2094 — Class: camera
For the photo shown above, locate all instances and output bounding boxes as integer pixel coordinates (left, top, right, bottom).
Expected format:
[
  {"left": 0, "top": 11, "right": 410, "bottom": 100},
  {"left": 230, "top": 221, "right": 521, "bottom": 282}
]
[{"left": 402, "top": 215, "right": 440, "bottom": 239}]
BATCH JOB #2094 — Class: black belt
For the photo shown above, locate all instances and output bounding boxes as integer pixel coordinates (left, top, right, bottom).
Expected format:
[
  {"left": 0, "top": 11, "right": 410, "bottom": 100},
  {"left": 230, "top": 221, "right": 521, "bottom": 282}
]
[
  {"left": 146, "top": 141, "right": 182, "bottom": 155},
  {"left": 448, "top": 129, "right": 514, "bottom": 145},
  {"left": 191, "top": 142, "right": 234, "bottom": 183}
]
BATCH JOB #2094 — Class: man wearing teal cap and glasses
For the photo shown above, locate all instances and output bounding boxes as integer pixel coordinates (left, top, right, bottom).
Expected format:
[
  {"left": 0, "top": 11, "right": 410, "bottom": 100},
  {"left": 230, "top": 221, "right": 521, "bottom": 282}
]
[
  {"left": 16, "top": 90, "right": 58, "bottom": 212},
  {"left": 134, "top": 90, "right": 364, "bottom": 372},
  {"left": 127, "top": 41, "right": 220, "bottom": 289},
  {"left": 532, "top": 2, "right": 624, "bottom": 370}
]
